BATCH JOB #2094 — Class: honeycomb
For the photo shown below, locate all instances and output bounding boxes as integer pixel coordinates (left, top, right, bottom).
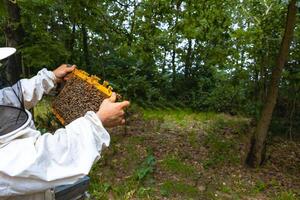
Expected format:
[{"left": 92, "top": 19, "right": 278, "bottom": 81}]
[{"left": 52, "top": 69, "right": 113, "bottom": 125}]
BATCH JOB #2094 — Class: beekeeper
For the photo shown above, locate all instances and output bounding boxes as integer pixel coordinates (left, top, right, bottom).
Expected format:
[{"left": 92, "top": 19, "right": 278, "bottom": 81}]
[{"left": 0, "top": 47, "right": 130, "bottom": 199}]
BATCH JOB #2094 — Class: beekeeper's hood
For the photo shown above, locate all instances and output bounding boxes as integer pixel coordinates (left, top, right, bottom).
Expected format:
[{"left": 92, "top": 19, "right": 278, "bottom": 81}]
[{"left": 0, "top": 47, "right": 29, "bottom": 137}]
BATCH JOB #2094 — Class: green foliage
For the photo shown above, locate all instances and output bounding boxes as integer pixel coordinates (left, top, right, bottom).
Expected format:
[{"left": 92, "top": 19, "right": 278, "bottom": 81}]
[
  {"left": 88, "top": 150, "right": 156, "bottom": 199},
  {"left": 34, "top": 97, "right": 62, "bottom": 133},
  {"left": 0, "top": 3, "right": 7, "bottom": 17},
  {"left": 134, "top": 154, "right": 156, "bottom": 182},
  {"left": 0, "top": 0, "right": 299, "bottom": 136},
  {"left": 253, "top": 180, "right": 267, "bottom": 193}
]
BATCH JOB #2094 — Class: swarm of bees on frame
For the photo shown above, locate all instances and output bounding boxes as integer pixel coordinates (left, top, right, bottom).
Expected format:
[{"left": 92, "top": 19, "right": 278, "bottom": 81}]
[{"left": 52, "top": 69, "right": 114, "bottom": 125}]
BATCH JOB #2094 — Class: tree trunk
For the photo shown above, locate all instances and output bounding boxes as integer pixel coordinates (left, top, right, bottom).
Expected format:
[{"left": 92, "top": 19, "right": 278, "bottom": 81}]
[
  {"left": 162, "top": 47, "right": 166, "bottom": 74},
  {"left": 246, "top": 0, "right": 297, "bottom": 167},
  {"left": 171, "top": 1, "right": 181, "bottom": 87},
  {"left": 171, "top": 43, "right": 176, "bottom": 86},
  {"left": 68, "top": 23, "right": 76, "bottom": 63},
  {"left": 3, "top": 0, "right": 25, "bottom": 83},
  {"left": 81, "top": 24, "right": 90, "bottom": 71},
  {"left": 185, "top": 38, "right": 192, "bottom": 79}
]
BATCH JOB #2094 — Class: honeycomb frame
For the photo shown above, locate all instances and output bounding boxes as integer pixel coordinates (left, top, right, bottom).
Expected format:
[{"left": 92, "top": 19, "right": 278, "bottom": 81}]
[{"left": 52, "top": 69, "right": 113, "bottom": 125}]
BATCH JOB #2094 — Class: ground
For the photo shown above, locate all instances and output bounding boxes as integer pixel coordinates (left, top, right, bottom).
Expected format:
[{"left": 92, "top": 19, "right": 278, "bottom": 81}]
[{"left": 35, "top": 100, "right": 300, "bottom": 200}]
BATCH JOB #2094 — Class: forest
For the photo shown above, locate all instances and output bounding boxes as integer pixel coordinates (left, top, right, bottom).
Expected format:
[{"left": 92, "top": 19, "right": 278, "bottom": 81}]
[{"left": 1, "top": 0, "right": 300, "bottom": 199}]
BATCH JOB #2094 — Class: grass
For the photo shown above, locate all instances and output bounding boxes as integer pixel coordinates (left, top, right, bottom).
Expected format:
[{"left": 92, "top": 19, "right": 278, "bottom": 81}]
[
  {"left": 142, "top": 109, "right": 219, "bottom": 124},
  {"left": 187, "top": 130, "right": 200, "bottom": 148},
  {"left": 203, "top": 133, "right": 240, "bottom": 168},
  {"left": 275, "top": 191, "right": 299, "bottom": 200},
  {"left": 161, "top": 155, "right": 197, "bottom": 177},
  {"left": 142, "top": 108, "right": 250, "bottom": 134},
  {"left": 160, "top": 180, "right": 199, "bottom": 198}
]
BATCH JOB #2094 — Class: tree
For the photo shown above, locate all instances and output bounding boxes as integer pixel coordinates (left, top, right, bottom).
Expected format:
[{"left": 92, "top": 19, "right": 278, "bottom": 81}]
[
  {"left": 246, "top": 0, "right": 298, "bottom": 167},
  {"left": 1, "top": 0, "right": 298, "bottom": 131},
  {"left": 2, "top": 0, "right": 25, "bottom": 83}
]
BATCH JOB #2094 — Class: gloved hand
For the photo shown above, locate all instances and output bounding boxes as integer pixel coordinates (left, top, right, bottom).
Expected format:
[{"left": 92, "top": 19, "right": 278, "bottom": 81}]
[
  {"left": 53, "top": 64, "right": 76, "bottom": 83},
  {"left": 97, "top": 92, "right": 130, "bottom": 127}
]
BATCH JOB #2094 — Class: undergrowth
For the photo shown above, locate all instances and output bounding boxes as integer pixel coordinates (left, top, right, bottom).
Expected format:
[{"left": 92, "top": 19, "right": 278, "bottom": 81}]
[{"left": 33, "top": 103, "right": 300, "bottom": 200}]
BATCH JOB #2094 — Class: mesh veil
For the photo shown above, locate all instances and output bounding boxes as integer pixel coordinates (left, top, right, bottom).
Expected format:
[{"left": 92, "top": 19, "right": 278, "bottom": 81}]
[{"left": 0, "top": 56, "right": 28, "bottom": 136}]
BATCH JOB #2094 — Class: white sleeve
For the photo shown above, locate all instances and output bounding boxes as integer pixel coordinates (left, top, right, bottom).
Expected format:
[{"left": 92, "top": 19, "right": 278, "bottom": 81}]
[
  {"left": 0, "top": 111, "right": 110, "bottom": 196},
  {"left": 21, "top": 68, "right": 57, "bottom": 109},
  {"left": 0, "top": 68, "right": 56, "bottom": 109}
]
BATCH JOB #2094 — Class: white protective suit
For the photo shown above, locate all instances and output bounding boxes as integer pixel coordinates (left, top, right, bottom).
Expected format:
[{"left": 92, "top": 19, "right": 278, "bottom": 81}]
[{"left": 0, "top": 69, "right": 110, "bottom": 199}]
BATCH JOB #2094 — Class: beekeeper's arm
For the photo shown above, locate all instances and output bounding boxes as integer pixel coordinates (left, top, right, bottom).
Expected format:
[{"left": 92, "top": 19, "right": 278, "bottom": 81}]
[
  {"left": 0, "top": 64, "right": 75, "bottom": 108},
  {"left": 22, "top": 64, "right": 76, "bottom": 109},
  {"left": 0, "top": 93, "right": 130, "bottom": 196}
]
